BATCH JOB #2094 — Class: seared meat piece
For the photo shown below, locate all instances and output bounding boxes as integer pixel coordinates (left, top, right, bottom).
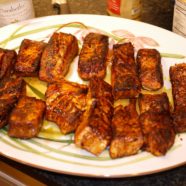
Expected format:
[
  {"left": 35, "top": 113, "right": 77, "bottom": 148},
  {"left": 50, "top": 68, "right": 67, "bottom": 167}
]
[
  {"left": 78, "top": 33, "right": 108, "bottom": 80},
  {"left": 0, "top": 48, "right": 17, "bottom": 80},
  {"left": 88, "top": 75, "right": 113, "bottom": 102},
  {"left": 0, "top": 76, "right": 26, "bottom": 128},
  {"left": 139, "top": 92, "right": 175, "bottom": 156},
  {"left": 140, "top": 112, "right": 175, "bottom": 156},
  {"left": 137, "top": 49, "right": 163, "bottom": 90},
  {"left": 15, "top": 39, "right": 46, "bottom": 76},
  {"left": 111, "top": 43, "right": 141, "bottom": 100},
  {"left": 138, "top": 93, "right": 170, "bottom": 114},
  {"left": 75, "top": 77, "right": 113, "bottom": 156},
  {"left": 8, "top": 96, "right": 46, "bottom": 139},
  {"left": 0, "top": 100, "right": 16, "bottom": 128},
  {"left": 110, "top": 100, "right": 143, "bottom": 159},
  {"left": 170, "top": 63, "right": 186, "bottom": 133},
  {"left": 45, "top": 79, "right": 87, "bottom": 134},
  {"left": 39, "top": 32, "right": 78, "bottom": 82},
  {"left": 172, "top": 107, "right": 186, "bottom": 133}
]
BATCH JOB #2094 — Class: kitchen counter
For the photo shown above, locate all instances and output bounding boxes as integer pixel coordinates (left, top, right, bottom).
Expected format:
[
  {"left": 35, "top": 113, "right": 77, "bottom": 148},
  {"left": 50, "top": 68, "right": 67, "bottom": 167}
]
[{"left": 2, "top": 0, "right": 186, "bottom": 186}]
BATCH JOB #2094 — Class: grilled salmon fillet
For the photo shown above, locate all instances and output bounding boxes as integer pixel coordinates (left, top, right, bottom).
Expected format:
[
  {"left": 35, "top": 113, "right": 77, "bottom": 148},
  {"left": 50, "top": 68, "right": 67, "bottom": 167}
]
[
  {"left": 137, "top": 49, "right": 163, "bottom": 91},
  {"left": 0, "top": 48, "right": 17, "bottom": 80},
  {"left": 139, "top": 93, "right": 175, "bottom": 156},
  {"left": 8, "top": 96, "right": 46, "bottom": 139},
  {"left": 0, "top": 76, "right": 26, "bottom": 128},
  {"left": 45, "top": 79, "right": 87, "bottom": 134},
  {"left": 39, "top": 32, "right": 78, "bottom": 82},
  {"left": 78, "top": 33, "right": 108, "bottom": 80},
  {"left": 75, "top": 77, "right": 113, "bottom": 156},
  {"left": 110, "top": 100, "right": 143, "bottom": 159},
  {"left": 111, "top": 43, "right": 141, "bottom": 100},
  {"left": 15, "top": 39, "right": 46, "bottom": 76},
  {"left": 170, "top": 63, "right": 186, "bottom": 133},
  {"left": 138, "top": 93, "right": 170, "bottom": 114},
  {"left": 140, "top": 112, "right": 175, "bottom": 156}
]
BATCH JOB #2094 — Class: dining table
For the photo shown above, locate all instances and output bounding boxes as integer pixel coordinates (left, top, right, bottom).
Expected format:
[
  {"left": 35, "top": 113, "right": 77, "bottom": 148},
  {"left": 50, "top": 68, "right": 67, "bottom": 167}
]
[{"left": 1, "top": 0, "right": 186, "bottom": 185}]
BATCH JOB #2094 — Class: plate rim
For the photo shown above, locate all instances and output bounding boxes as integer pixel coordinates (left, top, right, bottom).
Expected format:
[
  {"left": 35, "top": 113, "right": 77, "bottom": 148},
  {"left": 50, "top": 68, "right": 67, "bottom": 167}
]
[{"left": 1, "top": 151, "right": 186, "bottom": 178}]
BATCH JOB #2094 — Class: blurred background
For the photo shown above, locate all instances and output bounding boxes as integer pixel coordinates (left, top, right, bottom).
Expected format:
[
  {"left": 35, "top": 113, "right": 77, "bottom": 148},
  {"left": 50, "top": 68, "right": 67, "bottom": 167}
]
[{"left": 32, "top": 0, "right": 175, "bottom": 31}]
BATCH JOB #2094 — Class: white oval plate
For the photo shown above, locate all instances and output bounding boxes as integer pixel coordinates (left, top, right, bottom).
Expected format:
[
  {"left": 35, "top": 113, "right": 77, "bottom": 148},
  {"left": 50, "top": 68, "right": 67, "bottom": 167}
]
[{"left": 0, "top": 14, "right": 186, "bottom": 178}]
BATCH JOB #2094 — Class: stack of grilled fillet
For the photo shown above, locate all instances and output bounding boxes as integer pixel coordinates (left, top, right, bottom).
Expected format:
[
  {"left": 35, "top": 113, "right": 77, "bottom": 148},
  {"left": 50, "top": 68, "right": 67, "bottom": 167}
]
[{"left": 0, "top": 31, "right": 185, "bottom": 159}]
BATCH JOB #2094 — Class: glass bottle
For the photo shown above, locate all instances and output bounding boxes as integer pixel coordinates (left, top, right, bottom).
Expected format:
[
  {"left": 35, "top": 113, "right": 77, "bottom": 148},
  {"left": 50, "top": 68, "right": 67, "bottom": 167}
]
[
  {"left": 107, "top": 0, "right": 141, "bottom": 20},
  {"left": 0, "top": 0, "right": 35, "bottom": 27}
]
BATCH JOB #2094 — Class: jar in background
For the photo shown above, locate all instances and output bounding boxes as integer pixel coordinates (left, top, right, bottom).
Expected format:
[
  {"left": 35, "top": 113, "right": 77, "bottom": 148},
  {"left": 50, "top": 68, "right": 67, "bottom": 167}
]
[
  {"left": 173, "top": 0, "right": 186, "bottom": 37},
  {"left": 107, "top": 0, "right": 141, "bottom": 20},
  {"left": 0, "top": 0, "right": 35, "bottom": 27}
]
